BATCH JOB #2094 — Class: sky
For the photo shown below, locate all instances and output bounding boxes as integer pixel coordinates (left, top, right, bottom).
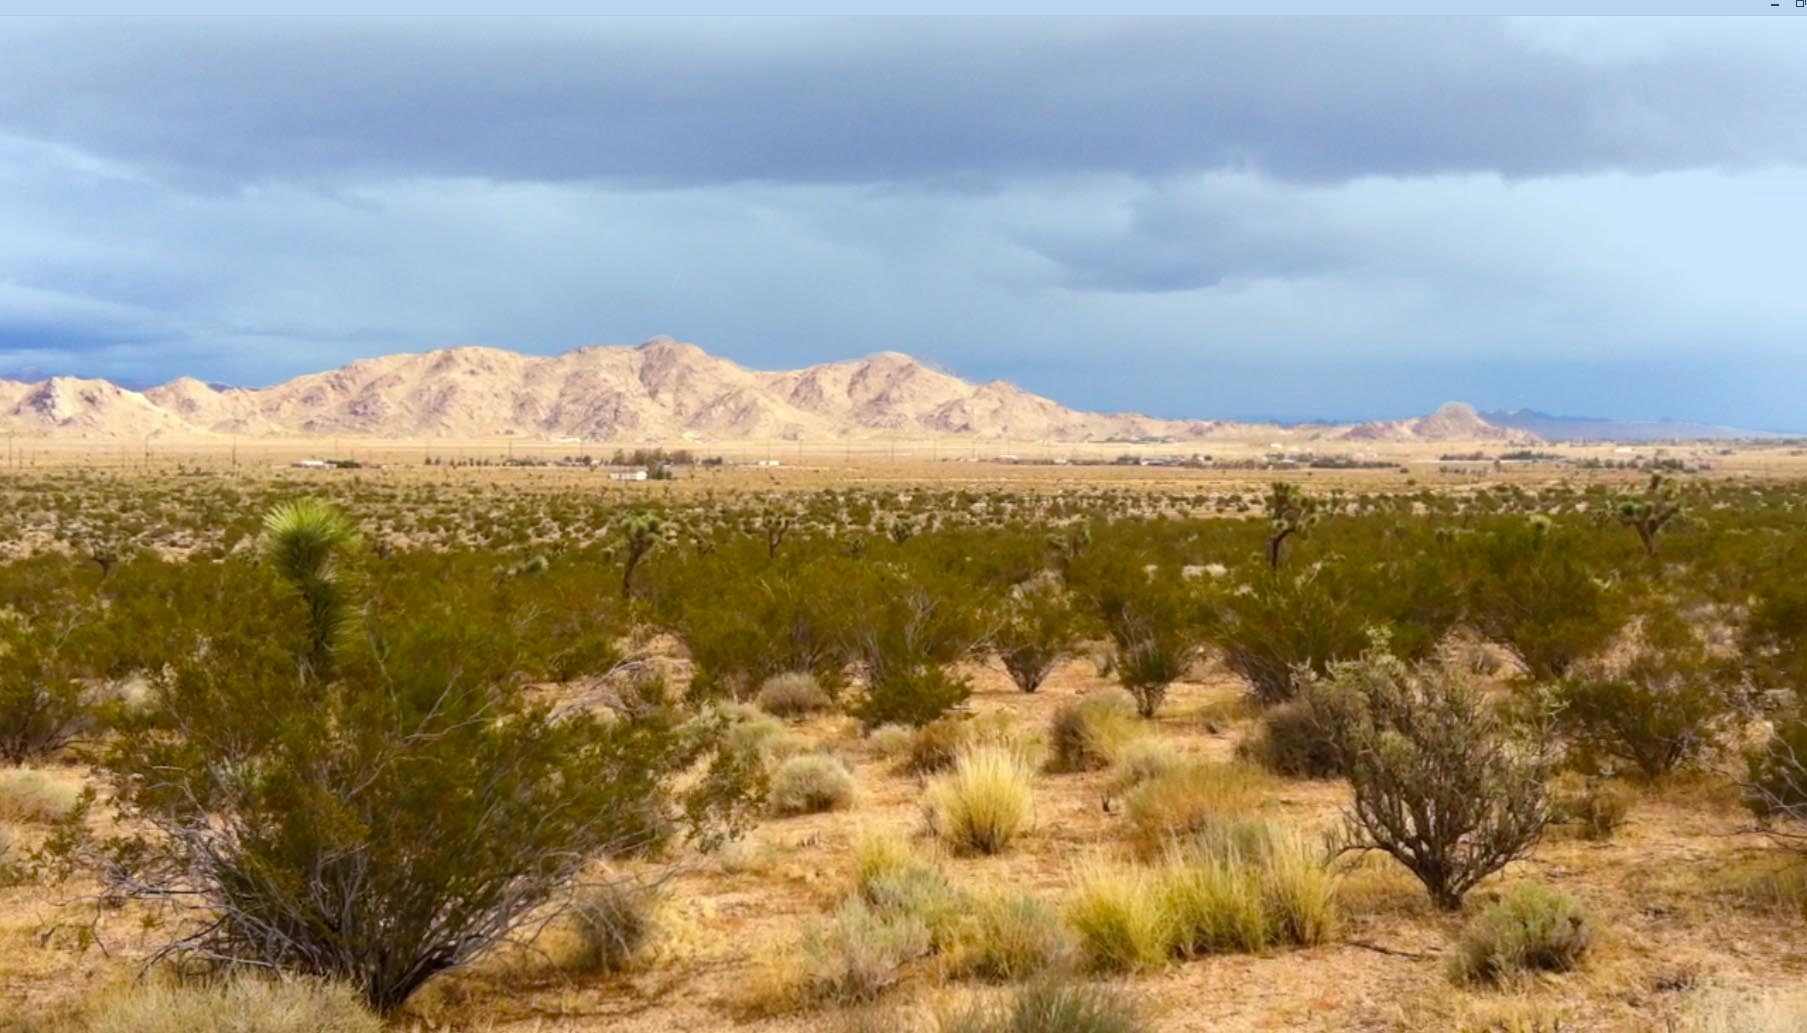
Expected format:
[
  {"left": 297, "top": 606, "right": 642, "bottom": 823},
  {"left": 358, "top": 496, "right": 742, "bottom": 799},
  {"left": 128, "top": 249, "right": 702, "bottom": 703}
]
[{"left": 1, "top": 17, "right": 1804, "bottom": 428}]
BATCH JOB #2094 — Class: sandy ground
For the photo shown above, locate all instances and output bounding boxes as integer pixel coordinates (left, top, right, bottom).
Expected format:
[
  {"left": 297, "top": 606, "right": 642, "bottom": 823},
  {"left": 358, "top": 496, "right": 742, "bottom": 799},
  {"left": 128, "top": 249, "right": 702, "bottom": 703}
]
[{"left": 6, "top": 656, "right": 1800, "bottom": 1033}]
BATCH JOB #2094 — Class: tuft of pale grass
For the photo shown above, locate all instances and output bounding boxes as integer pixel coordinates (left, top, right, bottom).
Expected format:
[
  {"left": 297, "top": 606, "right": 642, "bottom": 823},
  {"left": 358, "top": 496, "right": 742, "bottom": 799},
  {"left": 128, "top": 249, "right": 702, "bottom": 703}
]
[
  {"left": 82, "top": 977, "right": 380, "bottom": 1033},
  {"left": 1157, "top": 851, "right": 1269, "bottom": 956},
  {"left": 927, "top": 746, "right": 1034, "bottom": 856},
  {"left": 868, "top": 723, "right": 917, "bottom": 761},
  {"left": 1121, "top": 762, "right": 1267, "bottom": 857},
  {"left": 941, "top": 979, "right": 1147, "bottom": 1033},
  {"left": 947, "top": 892, "right": 1075, "bottom": 982},
  {"left": 1046, "top": 696, "right": 1138, "bottom": 774},
  {"left": 1260, "top": 830, "right": 1337, "bottom": 947},
  {"left": 0, "top": 768, "right": 81, "bottom": 824},
  {"left": 854, "top": 827, "right": 917, "bottom": 890},
  {"left": 1107, "top": 737, "right": 1183, "bottom": 797},
  {"left": 1064, "top": 866, "right": 1169, "bottom": 973},
  {"left": 770, "top": 753, "right": 856, "bottom": 815}
]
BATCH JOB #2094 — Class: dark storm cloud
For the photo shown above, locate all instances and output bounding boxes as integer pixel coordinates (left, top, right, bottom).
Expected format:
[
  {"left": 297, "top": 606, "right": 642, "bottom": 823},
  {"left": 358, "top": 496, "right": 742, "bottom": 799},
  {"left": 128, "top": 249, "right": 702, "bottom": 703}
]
[{"left": 0, "top": 18, "right": 1801, "bottom": 190}]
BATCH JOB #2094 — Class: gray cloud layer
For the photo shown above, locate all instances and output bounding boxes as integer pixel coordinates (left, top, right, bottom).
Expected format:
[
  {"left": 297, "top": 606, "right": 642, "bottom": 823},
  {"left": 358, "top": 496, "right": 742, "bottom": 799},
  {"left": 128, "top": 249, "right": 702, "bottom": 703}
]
[{"left": 0, "top": 18, "right": 1803, "bottom": 428}]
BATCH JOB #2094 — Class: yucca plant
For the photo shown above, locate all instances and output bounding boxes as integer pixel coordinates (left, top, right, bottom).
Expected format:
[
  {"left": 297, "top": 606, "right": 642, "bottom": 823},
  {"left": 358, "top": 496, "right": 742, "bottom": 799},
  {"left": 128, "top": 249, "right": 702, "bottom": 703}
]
[{"left": 260, "top": 498, "right": 362, "bottom": 678}]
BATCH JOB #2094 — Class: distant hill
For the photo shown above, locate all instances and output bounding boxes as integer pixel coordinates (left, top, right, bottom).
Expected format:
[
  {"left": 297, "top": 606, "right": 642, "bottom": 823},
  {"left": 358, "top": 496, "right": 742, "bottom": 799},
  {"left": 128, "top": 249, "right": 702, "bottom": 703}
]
[
  {"left": 0, "top": 338, "right": 1541, "bottom": 444},
  {"left": 1480, "top": 409, "right": 1783, "bottom": 443}
]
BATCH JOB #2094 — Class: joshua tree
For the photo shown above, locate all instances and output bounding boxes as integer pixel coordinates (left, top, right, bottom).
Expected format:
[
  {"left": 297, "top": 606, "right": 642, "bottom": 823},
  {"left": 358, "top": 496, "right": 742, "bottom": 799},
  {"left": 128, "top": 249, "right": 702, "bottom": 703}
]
[
  {"left": 1615, "top": 473, "right": 1683, "bottom": 557},
  {"left": 759, "top": 510, "right": 793, "bottom": 559},
  {"left": 620, "top": 513, "right": 664, "bottom": 598},
  {"left": 261, "top": 498, "right": 362, "bottom": 678},
  {"left": 1265, "top": 482, "right": 1316, "bottom": 570}
]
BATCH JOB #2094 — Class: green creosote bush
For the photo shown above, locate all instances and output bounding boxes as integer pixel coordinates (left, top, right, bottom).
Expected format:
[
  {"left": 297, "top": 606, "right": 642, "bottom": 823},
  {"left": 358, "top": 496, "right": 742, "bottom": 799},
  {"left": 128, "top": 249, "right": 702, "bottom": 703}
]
[{"left": 1448, "top": 883, "right": 1592, "bottom": 985}]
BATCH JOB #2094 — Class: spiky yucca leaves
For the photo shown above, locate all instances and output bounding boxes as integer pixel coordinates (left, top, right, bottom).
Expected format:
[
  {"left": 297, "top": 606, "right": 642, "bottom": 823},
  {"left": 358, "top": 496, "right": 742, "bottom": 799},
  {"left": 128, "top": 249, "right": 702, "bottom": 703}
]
[
  {"left": 260, "top": 499, "right": 362, "bottom": 678},
  {"left": 1264, "top": 481, "right": 1317, "bottom": 570},
  {"left": 1615, "top": 472, "right": 1684, "bottom": 558},
  {"left": 620, "top": 513, "right": 665, "bottom": 599}
]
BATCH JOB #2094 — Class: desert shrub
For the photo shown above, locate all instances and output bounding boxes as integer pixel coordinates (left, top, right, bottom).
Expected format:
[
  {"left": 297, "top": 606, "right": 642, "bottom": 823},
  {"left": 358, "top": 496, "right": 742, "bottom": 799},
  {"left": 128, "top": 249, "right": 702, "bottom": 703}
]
[
  {"left": 566, "top": 881, "right": 657, "bottom": 973},
  {"left": 1121, "top": 763, "right": 1266, "bottom": 857},
  {"left": 851, "top": 831, "right": 968, "bottom": 951},
  {"left": 994, "top": 579, "right": 1081, "bottom": 693},
  {"left": 941, "top": 980, "right": 1145, "bottom": 1033},
  {"left": 770, "top": 753, "right": 856, "bottom": 815},
  {"left": 0, "top": 584, "right": 103, "bottom": 764},
  {"left": 908, "top": 716, "right": 971, "bottom": 774},
  {"left": 1550, "top": 776, "right": 1632, "bottom": 841},
  {"left": 1449, "top": 883, "right": 1591, "bottom": 985},
  {"left": 1108, "top": 737, "right": 1183, "bottom": 795},
  {"left": 757, "top": 671, "right": 831, "bottom": 719},
  {"left": 82, "top": 976, "right": 381, "bottom": 1033},
  {"left": 1461, "top": 518, "right": 1624, "bottom": 681},
  {"left": 1046, "top": 696, "right": 1137, "bottom": 774},
  {"left": 798, "top": 896, "right": 933, "bottom": 1003},
  {"left": 1218, "top": 566, "right": 1373, "bottom": 705},
  {"left": 1744, "top": 711, "right": 1807, "bottom": 848},
  {"left": 927, "top": 746, "right": 1034, "bottom": 855},
  {"left": 949, "top": 892, "right": 1074, "bottom": 981},
  {"left": 1064, "top": 866, "right": 1168, "bottom": 973},
  {"left": 1552, "top": 617, "right": 1728, "bottom": 780},
  {"left": 1091, "top": 563, "right": 1207, "bottom": 718},
  {"left": 856, "top": 663, "right": 973, "bottom": 730},
  {"left": 96, "top": 502, "right": 759, "bottom": 1015},
  {"left": 848, "top": 572, "right": 984, "bottom": 728},
  {"left": 868, "top": 723, "right": 916, "bottom": 761},
  {"left": 0, "top": 767, "right": 81, "bottom": 823},
  {"left": 1238, "top": 699, "right": 1342, "bottom": 778},
  {"left": 1310, "top": 647, "right": 1551, "bottom": 910}
]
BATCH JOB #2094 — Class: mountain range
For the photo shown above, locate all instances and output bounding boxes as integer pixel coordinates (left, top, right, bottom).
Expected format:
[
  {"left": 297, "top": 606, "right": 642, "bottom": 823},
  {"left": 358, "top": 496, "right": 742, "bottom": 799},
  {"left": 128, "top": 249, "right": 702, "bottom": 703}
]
[{"left": 0, "top": 338, "right": 1751, "bottom": 444}]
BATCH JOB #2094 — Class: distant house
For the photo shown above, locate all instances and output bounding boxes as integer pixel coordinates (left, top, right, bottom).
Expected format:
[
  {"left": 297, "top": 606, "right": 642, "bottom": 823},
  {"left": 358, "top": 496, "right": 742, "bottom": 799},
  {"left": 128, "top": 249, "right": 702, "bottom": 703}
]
[
  {"left": 292, "top": 459, "right": 331, "bottom": 469},
  {"left": 608, "top": 469, "right": 648, "bottom": 481},
  {"left": 754, "top": 459, "right": 782, "bottom": 467}
]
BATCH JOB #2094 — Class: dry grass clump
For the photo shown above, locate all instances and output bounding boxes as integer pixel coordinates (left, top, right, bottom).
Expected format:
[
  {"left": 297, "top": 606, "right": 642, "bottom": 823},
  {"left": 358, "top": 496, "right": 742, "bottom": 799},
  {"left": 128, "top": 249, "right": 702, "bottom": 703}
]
[
  {"left": 564, "top": 880, "right": 657, "bottom": 974},
  {"left": 927, "top": 746, "right": 1035, "bottom": 856},
  {"left": 947, "top": 892, "right": 1075, "bottom": 982},
  {"left": 1550, "top": 776, "right": 1633, "bottom": 841},
  {"left": 0, "top": 767, "right": 81, "bottom": 824},
  {"left": 940, "top": 980, "right": 1146, "bottom": 1033},
  {"left": 909, "top": 717, "right": 971, "bottom": 774},
  {"left": 1107, "top": 737, "right": 1182, "bottom": 797},
  {"left": 1121, "top": 762, "right": 1267, "bottom": 857},
  {"left": 1449, "top": 883, "right": 1592, "bottom": 985},
  {"left": 1064, "top": 866, "right": 1168, "bottom": 973},
  {"left": 1237, "top": 700, "right": 1341, "bottom": 778},
  {"left": 868, "top": 723, "right": 917, "bottom": 761},
  {"left": 81, "top": 977, "right": 380, "bottom": 1033},
  {"left": 853, "top": 830, "right": 968, "bottom": 951},
  {"left": 770, "top": 753, "right": 856, "bottom": 815},
  {"left": 797, "top": 897, "right": 934, "bottom": 1004},
  {"left": 1046, "top": 695, "right": 1138, "bottom": 774},
  {"left": 723, "top": 706, "right": 812, "bottom": 767},
  {"left": 1158, "top": 825, "right": 1336, "bottom": 955},
  {"left": 757, "top": 671, "right": 832, "bottom": 718}
]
